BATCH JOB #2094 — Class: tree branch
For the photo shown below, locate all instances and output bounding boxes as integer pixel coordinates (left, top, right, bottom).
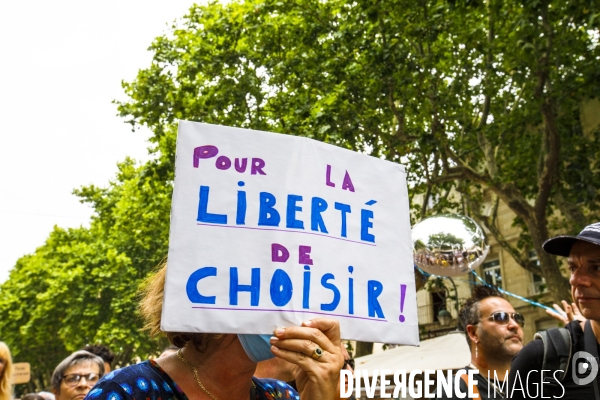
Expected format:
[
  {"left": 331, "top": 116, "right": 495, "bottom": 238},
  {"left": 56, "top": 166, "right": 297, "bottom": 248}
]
[
  {"left": 444, "top": 147, "right": 535, "bottom": 222},
  {"left": 533, "top": 1, "right": 559, "bottom": 225},
  {"left": 476, "top": 0, "right": 498, "bottom": 179},
  {"left": 465, "top": 194, "right": 542, "bottom": 276},
  {"left": 554, "top": 189, "right": 587, "bottom": 230}
]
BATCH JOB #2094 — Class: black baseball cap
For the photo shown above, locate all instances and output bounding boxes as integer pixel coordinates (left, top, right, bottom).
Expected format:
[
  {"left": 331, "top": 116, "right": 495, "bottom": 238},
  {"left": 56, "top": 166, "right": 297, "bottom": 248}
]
[{"left": 543, "top": 222, "right": 600, "bottom": 257}]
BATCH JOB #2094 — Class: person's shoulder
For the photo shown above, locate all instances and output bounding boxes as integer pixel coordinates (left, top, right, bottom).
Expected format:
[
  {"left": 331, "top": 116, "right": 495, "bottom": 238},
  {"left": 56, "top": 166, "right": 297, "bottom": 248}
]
[
  {"left": 252, "top": 377, "right": 299, "bottom": 400},
  {"left": 97, "top": 361, "right": 155, "bottom": 383},
  {"left": 566, "top": 320, "right": 584, "bottom": 339},
  {"left": 507, "top": 334, "right": 547, "bottom": 400},
  {"left": 86, "top": 362, "right": 150, "bottom": 399},
  {"left": 512, "top": 333, "right": 545, "bottom": 366},
  {"left": 87, "top": 361, "right": 184, "bottom": 400},
  {"left": 86, "top": 373, "right": 132, "bottom": 400}
]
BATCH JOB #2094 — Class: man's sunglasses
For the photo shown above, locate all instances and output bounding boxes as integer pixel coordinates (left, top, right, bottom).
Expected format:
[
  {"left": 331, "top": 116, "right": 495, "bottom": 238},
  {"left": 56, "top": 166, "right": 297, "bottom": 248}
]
[
  {"left": 62, "top": 373, "right": 101, "bottom": 387},
  {"left": 343, "top": 358, "right": 355, "bottom": 370},
  {"left": 486, "top": 311, "right": 525, "bottom": 327}
]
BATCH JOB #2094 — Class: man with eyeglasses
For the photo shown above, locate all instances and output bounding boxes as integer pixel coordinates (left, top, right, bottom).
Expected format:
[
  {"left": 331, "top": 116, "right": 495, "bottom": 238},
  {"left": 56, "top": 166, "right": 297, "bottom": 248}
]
[
  {"left": 509, "top": 222, "right": 600, "bottom": 400},
  {"left": 51, "top": 351, "right": 104, "bottom": 400},
  {"left": 436, "top": 285, "right": 524, "bottom": 399}
]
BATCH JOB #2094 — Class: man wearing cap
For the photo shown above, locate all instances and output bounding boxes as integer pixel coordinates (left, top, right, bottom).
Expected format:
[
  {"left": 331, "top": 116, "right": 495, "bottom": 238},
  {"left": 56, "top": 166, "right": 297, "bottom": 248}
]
[{"left": 508, "top": 222, "right": 600, "bottom": 400}]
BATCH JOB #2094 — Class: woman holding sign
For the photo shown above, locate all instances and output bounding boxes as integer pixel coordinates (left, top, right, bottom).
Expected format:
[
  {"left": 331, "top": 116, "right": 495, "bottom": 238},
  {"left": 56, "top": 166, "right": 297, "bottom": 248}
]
[
  {"left": 87, "top": 262, "right": 344, "bottom": 400},
  {"left": 0, "top": 342, "right": 13, "bottom": 400}
]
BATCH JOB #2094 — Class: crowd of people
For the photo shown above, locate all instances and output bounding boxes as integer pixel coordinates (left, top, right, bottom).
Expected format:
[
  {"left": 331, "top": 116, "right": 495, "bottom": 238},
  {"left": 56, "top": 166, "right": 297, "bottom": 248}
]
[{"left": 1, "top": 222, "right": 600, "bottom": 400}]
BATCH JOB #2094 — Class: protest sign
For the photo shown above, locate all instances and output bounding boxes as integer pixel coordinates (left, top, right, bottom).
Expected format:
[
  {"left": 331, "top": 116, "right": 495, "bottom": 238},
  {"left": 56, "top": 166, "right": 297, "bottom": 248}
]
[
  {"left": 12, "top": 362, "right": 30, "bottom": 384},
  {"left": 161, "top": 121, "right": 417, "bottom": 344}
]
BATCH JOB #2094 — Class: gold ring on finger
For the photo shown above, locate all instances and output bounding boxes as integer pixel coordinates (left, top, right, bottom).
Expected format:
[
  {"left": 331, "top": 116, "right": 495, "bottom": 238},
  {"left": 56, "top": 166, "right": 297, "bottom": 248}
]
[{"left": 311, "top": 347, "right": 323, "bottom": 360}]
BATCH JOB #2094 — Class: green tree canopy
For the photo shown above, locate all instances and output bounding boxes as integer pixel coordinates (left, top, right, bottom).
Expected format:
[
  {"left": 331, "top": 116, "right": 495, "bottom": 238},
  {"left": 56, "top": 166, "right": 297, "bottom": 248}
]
[
  {"left": 0, "top": 159, "right": 172, "bottom": 391},
  {"left": 118, "top": 0, "right": 600, "bottom": 301}
]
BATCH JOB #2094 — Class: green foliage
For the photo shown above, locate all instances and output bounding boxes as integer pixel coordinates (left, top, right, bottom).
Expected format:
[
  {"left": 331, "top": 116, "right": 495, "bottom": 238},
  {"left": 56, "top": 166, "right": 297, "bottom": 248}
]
[
  {"left": 0, "top": 159, "right": 172, "bottom": 391},
  {"left": 1, "top": 0, "right": 599, "bottom": 386},
  {"left": 117, "top": 0, "right": 600, "bottom": 298}
]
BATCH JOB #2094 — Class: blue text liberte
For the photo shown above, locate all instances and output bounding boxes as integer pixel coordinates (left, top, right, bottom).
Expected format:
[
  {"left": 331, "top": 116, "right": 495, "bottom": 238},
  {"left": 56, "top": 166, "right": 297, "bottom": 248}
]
[{"left": 193, "top": 145, "right": 376, "bottom": 243}]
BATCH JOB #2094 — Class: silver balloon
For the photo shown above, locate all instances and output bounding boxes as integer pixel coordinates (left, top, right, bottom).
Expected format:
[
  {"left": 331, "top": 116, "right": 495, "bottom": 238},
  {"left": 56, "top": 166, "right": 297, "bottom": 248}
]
[{"left": 412, "top": 213, "right": 489, "bottom": 277}]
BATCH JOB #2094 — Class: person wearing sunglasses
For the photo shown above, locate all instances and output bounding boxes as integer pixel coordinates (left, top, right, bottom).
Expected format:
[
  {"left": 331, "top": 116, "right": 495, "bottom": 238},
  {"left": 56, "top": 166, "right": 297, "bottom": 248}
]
[
  {"left": 51, "top": 351, "right": 104, "bottom": 400},
  {"left": 509, "top": 222, "right": 600, "bottom": 400},
  {"left": 436, "top": 285, "right": 524, "bottom": 399}
]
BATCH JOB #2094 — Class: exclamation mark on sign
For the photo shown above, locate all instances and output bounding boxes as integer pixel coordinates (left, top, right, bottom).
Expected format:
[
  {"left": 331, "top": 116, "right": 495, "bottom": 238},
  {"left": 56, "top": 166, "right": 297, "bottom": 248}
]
[{"left": 399, "top": 284, "right": 406, "bottom": 322}]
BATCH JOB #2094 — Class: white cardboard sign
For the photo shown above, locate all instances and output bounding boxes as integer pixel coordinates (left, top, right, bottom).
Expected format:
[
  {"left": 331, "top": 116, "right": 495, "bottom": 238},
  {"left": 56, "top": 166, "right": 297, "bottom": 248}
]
[{"left": 162, "top": 121, "right": 418, "bottom": 345}]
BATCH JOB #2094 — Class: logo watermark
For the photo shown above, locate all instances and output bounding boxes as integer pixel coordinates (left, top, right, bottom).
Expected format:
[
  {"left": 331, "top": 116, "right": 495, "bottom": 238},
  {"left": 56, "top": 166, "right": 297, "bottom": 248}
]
[
  {"left": 341, "top": 359, "right": 598, "bottom": 399},
  {"left": 340, "top": 369, "right": 482, "bottom": 399},
  {"left": 572, "top": 351, "right": 598, "bottom": 386}
]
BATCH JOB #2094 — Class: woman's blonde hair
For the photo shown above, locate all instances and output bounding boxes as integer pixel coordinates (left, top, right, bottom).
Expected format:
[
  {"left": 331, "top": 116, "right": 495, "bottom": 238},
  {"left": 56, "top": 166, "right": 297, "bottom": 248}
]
[
  {"left": 139, "top": 259, "right": 222, "bottom": 352},
  {"left": 0, "top": 342, "right": 14, "bottom": 400}
]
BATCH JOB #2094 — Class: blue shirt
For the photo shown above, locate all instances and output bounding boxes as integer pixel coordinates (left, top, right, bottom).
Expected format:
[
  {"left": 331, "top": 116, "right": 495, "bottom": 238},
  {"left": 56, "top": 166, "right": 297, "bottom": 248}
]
[{"left": 86, "top": 360, "right": 299, "bottom": 400}]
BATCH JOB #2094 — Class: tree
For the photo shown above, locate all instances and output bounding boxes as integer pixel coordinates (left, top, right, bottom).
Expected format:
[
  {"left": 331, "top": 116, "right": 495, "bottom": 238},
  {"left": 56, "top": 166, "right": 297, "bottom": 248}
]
[
  {"left": 118, "top": 0, "right": 599, "bottom": 302},
  {"left": 0, "top": 159, "right": 171, "bottom": 392}
]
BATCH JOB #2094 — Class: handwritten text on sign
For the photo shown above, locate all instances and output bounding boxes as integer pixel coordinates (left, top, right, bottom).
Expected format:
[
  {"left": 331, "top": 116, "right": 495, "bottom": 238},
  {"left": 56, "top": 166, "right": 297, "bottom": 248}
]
[{"left": 162, "top": 121, "right": 417, "bottom": 345}]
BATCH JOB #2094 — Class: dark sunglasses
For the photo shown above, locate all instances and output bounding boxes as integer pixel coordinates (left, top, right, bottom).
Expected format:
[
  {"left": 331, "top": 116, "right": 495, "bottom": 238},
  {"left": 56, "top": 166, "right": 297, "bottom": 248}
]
[
  {"left": 343, "top": 358, "right": 355, "bottom": 370},
  {"left": 62, "top": 373, "right": 101, "bottom": 387},
  {"left": 486, "top": 311, "right": 525, "bottom": 327}
]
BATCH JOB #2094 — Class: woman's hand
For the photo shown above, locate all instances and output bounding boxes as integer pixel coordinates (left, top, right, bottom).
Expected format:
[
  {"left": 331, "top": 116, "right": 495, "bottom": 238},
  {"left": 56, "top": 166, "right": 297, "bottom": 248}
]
[
  {"left": 270, "top": 318, "right": 344, "bottom": 400},
  {"left": 546, "top": 300, "right": 586, "bottom": 324}
]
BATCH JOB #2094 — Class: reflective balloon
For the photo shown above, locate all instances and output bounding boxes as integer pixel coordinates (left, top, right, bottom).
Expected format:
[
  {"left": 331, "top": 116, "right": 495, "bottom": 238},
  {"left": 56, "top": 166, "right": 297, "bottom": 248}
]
[{"left": 412, "top": 213, "right": 489, "bottom": 277}]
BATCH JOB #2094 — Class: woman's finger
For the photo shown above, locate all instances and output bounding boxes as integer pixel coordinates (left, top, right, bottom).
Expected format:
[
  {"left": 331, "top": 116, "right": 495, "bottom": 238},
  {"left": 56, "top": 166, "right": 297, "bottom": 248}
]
[
  {"left": 273, "top": 320, "right": 341, "bottom": 354},
  {"left": 270, "top": 342, "right": 336, "bottom": 368},
  {"left": 303, "top": 318, "right": 342, "bottom": 347},
  {"left": 270, "top": 336, "right": 328, "bottom": 359},
  {"left": 272, "top": 318, "right": 344, "bottom": 399}
]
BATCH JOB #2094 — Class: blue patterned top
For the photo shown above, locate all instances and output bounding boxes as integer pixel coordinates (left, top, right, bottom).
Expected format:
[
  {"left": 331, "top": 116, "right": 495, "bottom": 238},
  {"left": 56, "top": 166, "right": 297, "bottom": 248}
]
[{"left": 86, "top": 360, "right": 299, "bottom": 400}]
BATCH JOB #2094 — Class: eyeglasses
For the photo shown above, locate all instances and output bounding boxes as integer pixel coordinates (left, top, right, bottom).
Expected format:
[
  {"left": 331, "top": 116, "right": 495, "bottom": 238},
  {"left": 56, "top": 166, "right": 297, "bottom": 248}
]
[
  {"left": 62, "top": 373, "right": 101, "bottom": 387},
  {"left": 343, "top": 358, "right": 355, "bottom": 370},
  {"left": 486, "top": 312, "right": 525, "bottom": 327}
]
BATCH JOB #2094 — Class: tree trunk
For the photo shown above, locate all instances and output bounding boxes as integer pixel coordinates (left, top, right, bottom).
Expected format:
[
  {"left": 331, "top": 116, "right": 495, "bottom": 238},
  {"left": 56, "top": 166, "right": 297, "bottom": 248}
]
[{"left": 524, "top": 217, "right": 572, "bottom": 302}]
